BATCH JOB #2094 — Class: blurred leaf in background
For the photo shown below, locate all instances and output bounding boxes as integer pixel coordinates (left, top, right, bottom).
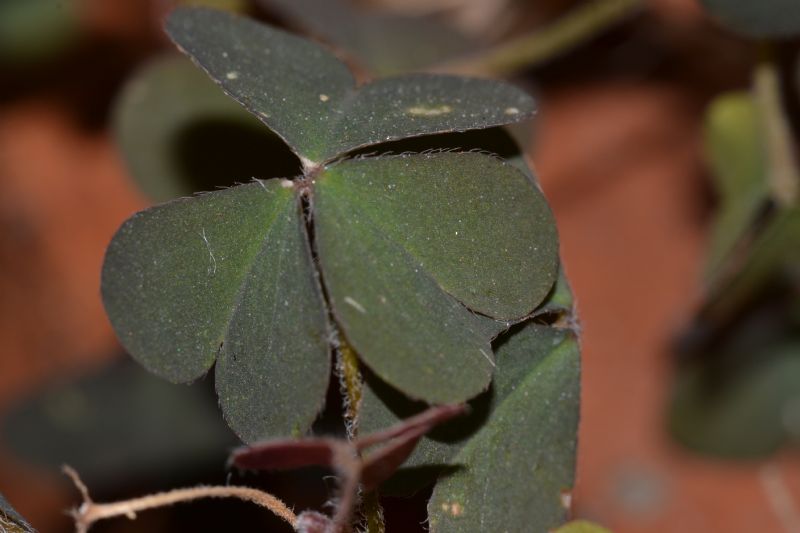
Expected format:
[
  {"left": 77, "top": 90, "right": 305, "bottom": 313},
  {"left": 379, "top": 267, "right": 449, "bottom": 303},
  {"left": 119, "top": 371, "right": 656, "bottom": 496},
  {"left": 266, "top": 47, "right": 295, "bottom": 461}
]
[
  {"left": 702, "top": 92, "right": 769, "bottom": 284},
  {"left": 671, "top": 341, "right": 800, "bottom": 458},
  {"left": 671, "top": 0, "right": 800, "bottom": 459},
  {"left": 0, "top": 0, "right": 81, "bottom": 66},
  {"left": 700, "top": 0, "right": 800, "bottom": 39},
  {"left": 113, "top": 53, "right": 299, "bottom": 202},
  {"left": 1, "top": 358, "right": 237, "bottom": 489},
  {"left": 256, "top": 0, "right": 479, "bottom": 76}
]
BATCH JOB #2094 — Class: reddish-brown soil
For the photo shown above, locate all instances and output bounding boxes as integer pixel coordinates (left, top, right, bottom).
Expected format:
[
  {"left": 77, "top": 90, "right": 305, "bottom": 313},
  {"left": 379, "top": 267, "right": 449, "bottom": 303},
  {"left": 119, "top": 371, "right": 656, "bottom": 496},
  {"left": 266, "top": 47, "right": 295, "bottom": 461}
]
[{"left": 0, "top": 99, "right": 146, "bottom": 531}]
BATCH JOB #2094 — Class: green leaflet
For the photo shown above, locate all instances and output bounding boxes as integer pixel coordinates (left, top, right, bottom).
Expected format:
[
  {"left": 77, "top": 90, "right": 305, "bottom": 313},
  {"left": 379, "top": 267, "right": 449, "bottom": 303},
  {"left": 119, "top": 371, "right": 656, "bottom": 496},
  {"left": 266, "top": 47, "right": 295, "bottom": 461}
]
[
  {"left": 427, "top": 327, "right": 580, "bottom": 532},
  {"left": 165, "top": 7, "right": 354, "bottom": 163},
  {"left": 314, "top": 180, "right": 494, "bottom": 404},
  {"left": 101, "top": 180, "right": 330, "bottom": 442},
  {"left": 165, "top": 7, "right": 535, "bottom": 163},
  {"left": 318, "top": 153, "right": 558, "bottom": 320},
  {"left": 700, "top": 0, "right": 800, "bottom": 39},
  {"left": 113, "top": 54, "right": 295, "bottom": 202},
  {"left": 322, "top": 76, "right": 534, "bottom": 161},
  {"left": 533, "top": 268, "right": 575, "bottom": 319},
  {"left": 314, "top": 153, "right": 557, "bottom": 402},
  {"left": 0, "top": 493, "right": 34, "bottom": 533}
]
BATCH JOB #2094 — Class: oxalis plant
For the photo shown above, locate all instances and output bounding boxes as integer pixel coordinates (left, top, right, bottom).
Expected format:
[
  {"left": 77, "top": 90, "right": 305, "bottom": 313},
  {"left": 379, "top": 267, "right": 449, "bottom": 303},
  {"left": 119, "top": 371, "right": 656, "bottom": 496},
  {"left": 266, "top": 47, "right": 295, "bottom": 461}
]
[{"left": 68, "top": 6, "right": 581, "bottom": 533}]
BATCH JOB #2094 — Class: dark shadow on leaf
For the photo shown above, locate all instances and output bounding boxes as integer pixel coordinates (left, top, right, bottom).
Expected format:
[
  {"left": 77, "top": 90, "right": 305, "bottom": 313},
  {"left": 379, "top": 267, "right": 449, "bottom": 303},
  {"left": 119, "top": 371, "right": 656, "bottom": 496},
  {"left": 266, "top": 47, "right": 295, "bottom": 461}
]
[
  {"left": 172, "top": 117, "right": 301, "bottom": 193},
  {"left": 362, "top": 367, "right": 492, "bottom": 445},
  {"left": 491, "top": 318, "right": 543, "bottom": 353},
  {"left": 380, "top": 464, "right": 463, "bottom": 496},
  {"left": 1, "top": 355, "right": 237, "bottom": 490},
  {"left": 347, "top": 127, "right": 522, "bottom": 162}
]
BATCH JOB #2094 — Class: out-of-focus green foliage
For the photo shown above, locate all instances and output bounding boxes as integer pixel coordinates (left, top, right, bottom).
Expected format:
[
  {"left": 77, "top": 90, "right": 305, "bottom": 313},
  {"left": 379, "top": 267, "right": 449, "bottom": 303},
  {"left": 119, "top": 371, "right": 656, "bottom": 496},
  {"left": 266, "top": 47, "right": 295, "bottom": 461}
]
[
  {"left": 256, "top": 0, "right": 477, "bottom": 75},
  {"left": 703, "top": 93, "right": 769, "bottom": 283},
  {"left": 700, "top": 0, "right": 800, "bottom": 39},
  {"left": 0, "top": 0, "right": 80, "bottom": 65},
  {"left": 673, "top": 6, "right": 800, "bottom": 459},
  {"left": 670, "top": 342, "right": 800, "bottom": 457},
  {"left": 1, "top": 360, "right": 236, "bottom": 488},
  {"left": 113, "top": 54, "right": 292, "bottom": 202}
]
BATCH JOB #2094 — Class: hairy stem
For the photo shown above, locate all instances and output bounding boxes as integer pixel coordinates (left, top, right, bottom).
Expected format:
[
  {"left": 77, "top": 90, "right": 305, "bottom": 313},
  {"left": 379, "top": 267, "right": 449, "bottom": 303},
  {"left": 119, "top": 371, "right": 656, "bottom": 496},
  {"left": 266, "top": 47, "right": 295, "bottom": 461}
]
[
  {"left": 338, "top": 338, "right": 364, "bottom": 438},
  {"left": 335, "top": 340, "right": 386, "bottom": 532},
  {"left": 63, "top": 466, "right": 297, "bottom": 533},
  {"left": 362, "top": 491, "right": 386, "bottom": 533},
  {"left": 439, "top": 0, "right": 642, "bottom": 76}
]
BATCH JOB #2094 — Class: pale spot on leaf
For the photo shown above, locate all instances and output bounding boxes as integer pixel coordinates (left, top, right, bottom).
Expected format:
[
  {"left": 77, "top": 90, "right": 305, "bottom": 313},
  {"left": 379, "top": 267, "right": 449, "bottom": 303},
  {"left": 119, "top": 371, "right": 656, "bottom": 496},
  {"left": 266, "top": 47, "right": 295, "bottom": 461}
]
[
  {"left": 440, "top": 502, "right": 464, "bottom": 517},
  {"left": 561, "top": 489, "right": 573, "bottom": 510},
  {"left": 344, "top": 296, "right": 366, "bottom": 314},
  {"left": 407, "top": 104, "right": 453, "bottom": 117}
]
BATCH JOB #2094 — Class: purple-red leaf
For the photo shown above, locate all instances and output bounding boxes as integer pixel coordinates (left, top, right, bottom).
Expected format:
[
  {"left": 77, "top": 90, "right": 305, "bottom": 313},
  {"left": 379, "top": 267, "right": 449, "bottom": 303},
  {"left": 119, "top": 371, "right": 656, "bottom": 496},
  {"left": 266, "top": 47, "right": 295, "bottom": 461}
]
[
  {"left": 356, "top": 404, "right": 466, "bottom": 450},
  {"left": 359, "top": 404, "right": 466, "bottom": 490},
  {"left": 232, "top": 438, "right": 338, "bottom": 471}
]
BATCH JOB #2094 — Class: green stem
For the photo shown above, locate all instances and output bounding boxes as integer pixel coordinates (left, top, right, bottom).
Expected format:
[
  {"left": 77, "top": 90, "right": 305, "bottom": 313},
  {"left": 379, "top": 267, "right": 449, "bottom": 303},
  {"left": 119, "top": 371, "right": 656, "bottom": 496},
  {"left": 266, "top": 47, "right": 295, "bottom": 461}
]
[
  {"left": 439, "top": 0, "right": 643, "bottom": 76},
  {"left": 754, "top": 42, "right": 800, "bottom": 206}
]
